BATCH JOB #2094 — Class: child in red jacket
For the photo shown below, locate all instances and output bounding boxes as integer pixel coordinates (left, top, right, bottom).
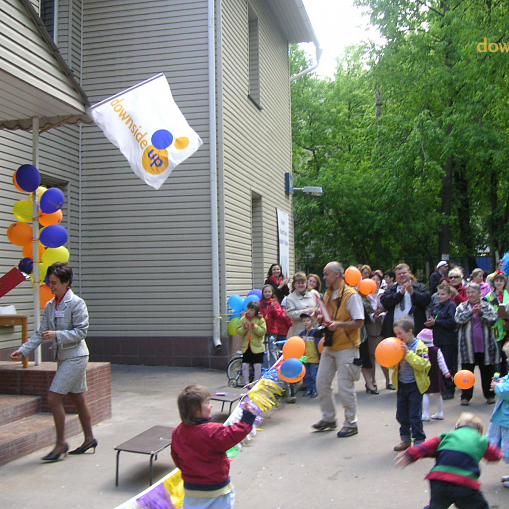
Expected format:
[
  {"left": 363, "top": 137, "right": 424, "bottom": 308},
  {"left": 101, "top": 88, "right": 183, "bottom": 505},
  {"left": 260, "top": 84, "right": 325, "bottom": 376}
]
[
  {"left": 171, "top": 385, "right": 256, "bottom": 508},
  {"left": 260, "top": 284, "right": 283, "bottom": 365}
]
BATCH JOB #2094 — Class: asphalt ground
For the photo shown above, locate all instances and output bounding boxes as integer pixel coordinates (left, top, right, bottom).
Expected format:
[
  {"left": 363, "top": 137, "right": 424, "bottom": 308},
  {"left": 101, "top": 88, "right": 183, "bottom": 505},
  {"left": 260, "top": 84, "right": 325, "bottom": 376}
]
[{"left": 0, "top": 364, "right": 508, "bottom": 509}]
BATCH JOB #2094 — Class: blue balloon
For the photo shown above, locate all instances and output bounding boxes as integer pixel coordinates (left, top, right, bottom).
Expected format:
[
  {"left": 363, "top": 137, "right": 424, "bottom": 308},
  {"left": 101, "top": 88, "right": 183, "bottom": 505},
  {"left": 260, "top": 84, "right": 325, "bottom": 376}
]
[
  {"left": 39, "top": 225, "right": 68, "bottom": 248},
  {"left": 247, "top": 289, "right": 262, "bottom": 299},
  {"left": 15, "top": 164, "right": 41, "bottom": 192},
  {"left": 18, "top": 257, "right": 33, "bottom": 274},
  {"left": 280, "top": 358, "right": 303, "bottom": 379},
  {"left": 242, "top": 294, "right": 260, "bottom": 311},
  {"left": 40, "top": 188, "right": 65, "bottom": 214},
  {"left": 228, "top": 294, "right": 244, "bottom": 313}
]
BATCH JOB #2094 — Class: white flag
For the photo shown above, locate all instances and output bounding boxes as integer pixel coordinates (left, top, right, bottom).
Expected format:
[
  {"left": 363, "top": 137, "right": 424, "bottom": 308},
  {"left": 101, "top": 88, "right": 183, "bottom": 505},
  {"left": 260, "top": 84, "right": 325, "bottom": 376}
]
[{"left": 87, "top": 74, "right": 203, "bottom": 190}]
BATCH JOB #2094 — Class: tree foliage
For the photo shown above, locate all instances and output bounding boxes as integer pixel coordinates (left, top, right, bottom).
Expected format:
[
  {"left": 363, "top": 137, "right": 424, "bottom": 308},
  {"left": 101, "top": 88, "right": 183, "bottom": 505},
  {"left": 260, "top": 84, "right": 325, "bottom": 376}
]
[{"left": 291, "top": 1, "right": 509, "bottom": 276}]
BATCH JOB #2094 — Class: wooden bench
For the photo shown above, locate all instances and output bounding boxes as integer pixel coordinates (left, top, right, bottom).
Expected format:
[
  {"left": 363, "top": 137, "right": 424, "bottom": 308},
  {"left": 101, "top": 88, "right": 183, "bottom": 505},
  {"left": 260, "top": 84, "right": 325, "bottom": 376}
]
[
  {"left": 114, "top": 425, "right": 174, "bottom": 487},
  {"left": 210, "top": 389, "right": 245, "bottom": 414}
]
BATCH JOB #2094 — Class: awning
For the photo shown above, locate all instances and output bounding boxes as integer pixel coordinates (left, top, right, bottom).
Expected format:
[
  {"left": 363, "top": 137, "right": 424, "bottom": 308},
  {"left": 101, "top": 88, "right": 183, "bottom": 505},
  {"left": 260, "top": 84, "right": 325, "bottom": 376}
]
[{"left": 0, "top": 0, "right": 90, "bottom": 132}]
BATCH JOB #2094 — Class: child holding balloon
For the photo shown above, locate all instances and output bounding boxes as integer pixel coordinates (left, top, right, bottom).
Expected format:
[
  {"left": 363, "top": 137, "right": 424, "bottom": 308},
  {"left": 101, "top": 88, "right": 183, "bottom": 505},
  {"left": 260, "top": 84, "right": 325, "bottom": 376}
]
[
  {"left": 236, "top": 301, "right": 267, "bottom": 385},
  {"left": 488, "top": 341, "right": 509, "bottom": 488},
  {"left": 298, "top": 313, "right": 320, "bottom": 398},
  {"left": 391, "top": 318, "right": 431, "bottom": 452}
]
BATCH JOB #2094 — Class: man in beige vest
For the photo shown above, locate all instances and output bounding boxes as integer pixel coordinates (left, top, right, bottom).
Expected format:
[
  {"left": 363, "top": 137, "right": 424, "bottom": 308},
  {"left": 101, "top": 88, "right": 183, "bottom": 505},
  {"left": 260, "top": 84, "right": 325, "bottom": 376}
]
[{"left": 313, "top": 262, "right": 364, "bottom": 437}]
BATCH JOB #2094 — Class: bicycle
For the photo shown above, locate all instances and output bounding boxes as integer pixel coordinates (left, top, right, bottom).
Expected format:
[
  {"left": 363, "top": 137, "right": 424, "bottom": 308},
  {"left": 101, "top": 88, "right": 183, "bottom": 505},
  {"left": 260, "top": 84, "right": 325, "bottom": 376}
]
[{"left": 227, "top": 337, "right": 285, "bottom": 388}]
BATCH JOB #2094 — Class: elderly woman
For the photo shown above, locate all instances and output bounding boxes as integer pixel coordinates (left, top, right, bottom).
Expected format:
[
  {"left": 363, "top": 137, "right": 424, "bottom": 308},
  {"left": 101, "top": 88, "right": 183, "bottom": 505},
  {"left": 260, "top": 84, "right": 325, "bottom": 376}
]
[
  {"left": 455, "top": 282, "right": 498, "bottom": 406},
  {"left": 285, "top": 272, "right": 319, "bottom": 336},
  {"left": 10, "top": 263, "right": 96, "bottom": 461},
  {"left": 449, "top": 268, "right": 467, "bottom": 306}
]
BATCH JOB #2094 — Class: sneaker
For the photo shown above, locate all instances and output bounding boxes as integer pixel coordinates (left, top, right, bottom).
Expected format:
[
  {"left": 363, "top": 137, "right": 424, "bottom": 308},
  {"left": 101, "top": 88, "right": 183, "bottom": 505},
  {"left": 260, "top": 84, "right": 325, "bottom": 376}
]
[
  {"left": 336, "top": 426, "right": 358, "bottom": 438},
  {"left": 487, "top": 398, "right": 496, "bottom": 405},
  {"left": 287, "top": 396, "right": 296, "bottom": 404},
  {"left": 501, "top": 475, "right": 509, "bottom": 482},
  {"left": 422, "top": 414, "right": 430, "bottom": 421},
  {"left": 431, "top": 413, "right": 444, "bottom": 420},
  {"left": 303, "top": 390, "right": 312, "bottom": 397},
  {"left": 393, "top": 441, "right": 411, "bottom": 451},
  {"left": 312, "top": 419, "right": 336, "bottom": 431},
  {"left": 310, "top": 390, "right": 318, "bottom": 398},
  {"left": 504, "top": 481, "right": 509, "bottom": 489},
  {"left": 460, "top": 399, "right": 470, "bottom": 406}
]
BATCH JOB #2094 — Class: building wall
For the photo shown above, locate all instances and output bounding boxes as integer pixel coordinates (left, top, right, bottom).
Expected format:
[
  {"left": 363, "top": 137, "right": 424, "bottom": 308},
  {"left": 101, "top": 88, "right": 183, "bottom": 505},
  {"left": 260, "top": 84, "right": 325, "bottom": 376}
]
[
  {"left": 79, "top": 0, "right": 221, "bottom": 367},
  {"left": 0, "top": 0, "right": 82, "bottom": 358},
  {"left": 219, "top": 0, "right": 295, "bottom": 302}
]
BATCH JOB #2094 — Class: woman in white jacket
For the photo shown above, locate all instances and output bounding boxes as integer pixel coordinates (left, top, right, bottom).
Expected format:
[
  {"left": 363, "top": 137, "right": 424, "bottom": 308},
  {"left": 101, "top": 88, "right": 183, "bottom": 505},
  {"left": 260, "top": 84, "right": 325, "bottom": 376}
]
[
  {"left": 11, "top": 262, "right": 96, "bottom": 461},
  {"left": 286, "top": 272, "right": 319, "bottom": 336}
]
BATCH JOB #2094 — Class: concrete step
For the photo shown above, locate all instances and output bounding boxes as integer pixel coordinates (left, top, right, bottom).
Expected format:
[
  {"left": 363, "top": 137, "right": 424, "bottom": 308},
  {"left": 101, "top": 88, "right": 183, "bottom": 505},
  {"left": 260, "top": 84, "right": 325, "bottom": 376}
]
[
  {"left": 0, "top": 394, "right": 41, "bottom": 426},
  {"left": 0, "top": 412, "right": 81, "bottom": 467}
]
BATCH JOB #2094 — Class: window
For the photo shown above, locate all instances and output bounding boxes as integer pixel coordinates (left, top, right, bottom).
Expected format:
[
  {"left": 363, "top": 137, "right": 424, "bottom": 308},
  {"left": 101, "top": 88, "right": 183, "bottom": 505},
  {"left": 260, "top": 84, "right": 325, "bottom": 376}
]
[
  {"left": 248, "top": 5, "right": 260, "bottom": 108},
  {"left": 40, "top": 0, "right": 57, "bottom": 42}
]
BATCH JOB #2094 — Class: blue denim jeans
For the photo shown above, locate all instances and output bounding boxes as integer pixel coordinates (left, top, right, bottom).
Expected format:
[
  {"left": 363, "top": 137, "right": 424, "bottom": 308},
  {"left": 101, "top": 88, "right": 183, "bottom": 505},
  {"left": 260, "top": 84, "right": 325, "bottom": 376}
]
[
  {"left": 303, "top": 362, "right": 319, "bottom": 392},
  {"left": 396, "top": 381, "right": 425, "bottom": 442}
]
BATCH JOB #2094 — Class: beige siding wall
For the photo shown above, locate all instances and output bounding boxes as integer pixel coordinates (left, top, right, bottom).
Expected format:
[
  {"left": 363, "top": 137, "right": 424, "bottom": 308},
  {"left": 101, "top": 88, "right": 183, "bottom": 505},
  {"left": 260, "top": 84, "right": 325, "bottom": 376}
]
[
  {"left": 80, "top": 0, "right": 212, "bottom": 337},
  {"left": 219, "top": 0, "right": 294, "bottom": 301},
  {"left": 0, "top": 0, "right": 82, "bottom": 353}
]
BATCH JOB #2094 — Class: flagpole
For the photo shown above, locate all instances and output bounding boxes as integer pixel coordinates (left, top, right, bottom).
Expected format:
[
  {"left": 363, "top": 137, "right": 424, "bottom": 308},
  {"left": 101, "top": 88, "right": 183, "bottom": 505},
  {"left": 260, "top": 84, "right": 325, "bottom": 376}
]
[
  {"left": 32, "top": 117, "right": 41, "bottom": 365},
  {"left": 87, "top": 73, "right": 165, "bottom": 113}
]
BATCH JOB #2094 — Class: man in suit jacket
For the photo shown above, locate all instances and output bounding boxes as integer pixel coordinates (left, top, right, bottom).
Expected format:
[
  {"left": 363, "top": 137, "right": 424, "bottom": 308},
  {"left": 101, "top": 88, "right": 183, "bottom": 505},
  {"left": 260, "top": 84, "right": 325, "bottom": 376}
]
[
  {"left": 381, "top": 263, "right": 431, "bottom": 338},
  {"left": 429, "top": 260, "right": 449, "bottom": 296}
]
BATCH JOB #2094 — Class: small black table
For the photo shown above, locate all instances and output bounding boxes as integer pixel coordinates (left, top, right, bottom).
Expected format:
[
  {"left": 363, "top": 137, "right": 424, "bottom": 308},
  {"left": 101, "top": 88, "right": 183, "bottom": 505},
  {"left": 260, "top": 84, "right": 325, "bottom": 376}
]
[
  {"left": 114, "top": 425, "right": 174, "bottom": 486},
  {"left": 210, "top": 389, "right": 245, "bottom": 414}
]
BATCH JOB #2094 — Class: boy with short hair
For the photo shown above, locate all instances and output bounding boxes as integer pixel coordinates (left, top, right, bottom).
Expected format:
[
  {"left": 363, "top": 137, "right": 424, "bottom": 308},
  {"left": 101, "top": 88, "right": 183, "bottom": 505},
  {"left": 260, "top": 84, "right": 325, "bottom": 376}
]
[
  {"left": 396, "top": 412, "right": 502, "bottom": 509},
  {"left": 298, "top": 313, "right": 320, "bottom": 398},
  {"left": 392, "top": 317, "right": 431, "bottom": 451}
]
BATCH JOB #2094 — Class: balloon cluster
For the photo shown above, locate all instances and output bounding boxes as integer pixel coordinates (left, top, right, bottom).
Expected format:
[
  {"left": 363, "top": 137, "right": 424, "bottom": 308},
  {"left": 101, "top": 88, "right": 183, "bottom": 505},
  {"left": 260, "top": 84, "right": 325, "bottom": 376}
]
[
  {"left": 344, "top": 266, "right": 377, "bottom": 295},
  {"left": 227, "top": 289, "right": 263, "bottom": 334},
  {"left": 8, "top": 164, "right": 69, "bottom": 307},
  {"left": 279, "top": 336, "right": 307, "bottom": 382}
]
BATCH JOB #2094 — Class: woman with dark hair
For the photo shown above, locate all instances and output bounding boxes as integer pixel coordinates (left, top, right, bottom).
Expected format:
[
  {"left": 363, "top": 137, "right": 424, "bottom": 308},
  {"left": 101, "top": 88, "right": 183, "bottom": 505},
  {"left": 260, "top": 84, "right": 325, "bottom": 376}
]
[
  {"left": 10, "top": 262, "right": 96, "bottom": 461},
  {"left": 383, "top": 270, "right": 395, "bottom": 289},
  {"left": 264, "top": 263, "right": 290, "bottom": 303}
]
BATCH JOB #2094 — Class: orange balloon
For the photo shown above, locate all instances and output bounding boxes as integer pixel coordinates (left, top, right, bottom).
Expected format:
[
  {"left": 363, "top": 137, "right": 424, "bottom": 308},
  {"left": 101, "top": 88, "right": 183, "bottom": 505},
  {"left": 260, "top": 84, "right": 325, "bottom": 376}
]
[
  {"left": 318, "top": 338, "right": 325, "bottom": 354},
  {"left": 13, "top": 172, "right": 27, "bottom": 193},
  {"left": 359, "top": 278, "right": 376, "bottom": 295},
  {"left": 454, "top": 370, "right": 476, "bottom": 390},
  {"left": 40, "top": 285, "right": 54, "bottom": 308},
  {"left": 39, "top": 209, "right": 63, "bottom": 227},
  {"left": 23, "top": 242, "right": 46, "bottom": 262},
  {"left": 7, "top": 222, "right": 33, "bottom": 246},
  {"left": 279, "top": 364, "right": 306, "bottom": 383},
  {"left": 345, "top": 266, "right": 362, "bottom": 287},
  {"left": 282, "top": 336, "right": 306, "bottom": 359},
  {"left": 375, "top": 337, "right": 406, "bottom": 367}
]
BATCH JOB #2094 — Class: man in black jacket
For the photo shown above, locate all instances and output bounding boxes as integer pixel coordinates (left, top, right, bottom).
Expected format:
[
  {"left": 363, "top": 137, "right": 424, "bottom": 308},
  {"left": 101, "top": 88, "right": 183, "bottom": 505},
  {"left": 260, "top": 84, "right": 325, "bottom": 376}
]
[
  {"left": 380, "top": 263, "right": 431, "bottom": 339},
  {"left": 429, "top": 261, "right": 449, "bottom": 296}
]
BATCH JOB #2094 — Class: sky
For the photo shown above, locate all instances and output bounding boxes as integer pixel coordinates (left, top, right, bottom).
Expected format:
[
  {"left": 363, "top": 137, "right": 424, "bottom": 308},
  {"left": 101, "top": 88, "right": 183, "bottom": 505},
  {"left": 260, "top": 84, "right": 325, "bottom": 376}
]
[{"left": 301, "top": 0, "right": 383, "bottom": 77}]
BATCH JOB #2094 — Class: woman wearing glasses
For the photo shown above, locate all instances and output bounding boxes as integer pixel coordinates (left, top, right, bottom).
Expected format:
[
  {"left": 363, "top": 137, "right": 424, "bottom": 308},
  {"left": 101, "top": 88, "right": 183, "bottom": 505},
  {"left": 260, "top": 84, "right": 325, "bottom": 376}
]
[{"left": 448, "top": 268, "right": 468, "bottom": 306}]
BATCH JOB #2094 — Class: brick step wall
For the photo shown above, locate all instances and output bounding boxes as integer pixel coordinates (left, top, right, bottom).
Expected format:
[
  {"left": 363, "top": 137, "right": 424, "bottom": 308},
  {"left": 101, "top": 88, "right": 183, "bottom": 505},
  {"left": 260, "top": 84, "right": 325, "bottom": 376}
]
[
  {"left": 0, "top": 412, "right": 82, "bottom": 467},
  {"left": 0, "top": 394, "right": 40, "bottom": 426},
  {"left": 0, "top": 361, "right": 111, "bottom": 466}
]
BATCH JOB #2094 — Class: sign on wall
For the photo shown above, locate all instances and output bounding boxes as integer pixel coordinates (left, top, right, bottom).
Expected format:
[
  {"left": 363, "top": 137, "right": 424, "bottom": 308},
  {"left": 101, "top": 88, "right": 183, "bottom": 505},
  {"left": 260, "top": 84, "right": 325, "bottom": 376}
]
[{"left": 277, "top": 209, "right": 290, "bottom": 279}]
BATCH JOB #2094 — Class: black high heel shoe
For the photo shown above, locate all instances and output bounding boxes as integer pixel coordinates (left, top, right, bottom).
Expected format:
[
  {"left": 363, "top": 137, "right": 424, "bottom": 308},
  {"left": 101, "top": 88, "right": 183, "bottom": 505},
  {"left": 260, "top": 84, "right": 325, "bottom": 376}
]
[
  {"left": 365, "top": 385, "right": 379, "bottom": 395},
  {"left": 42, "top": 443, "right": 69, "bottom": 461},
  {"left": 69, "top": 438, "right": 98, "bottom": 455}
]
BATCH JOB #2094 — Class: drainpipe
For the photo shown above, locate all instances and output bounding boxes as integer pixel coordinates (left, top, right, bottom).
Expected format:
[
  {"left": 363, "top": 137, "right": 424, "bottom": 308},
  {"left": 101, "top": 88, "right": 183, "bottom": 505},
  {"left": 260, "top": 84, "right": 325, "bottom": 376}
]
[
  {"left": 208, "top": 0, "right": 221, "bottom": 348},
  {"left": 290, "top": 47, "right": 323, "bottom": 82}
]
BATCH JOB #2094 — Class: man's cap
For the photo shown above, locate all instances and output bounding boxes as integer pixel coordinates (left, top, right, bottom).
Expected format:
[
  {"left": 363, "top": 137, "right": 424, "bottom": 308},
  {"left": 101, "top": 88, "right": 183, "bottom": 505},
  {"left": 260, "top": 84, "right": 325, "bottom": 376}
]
[
  {"left": 300, "top": 313, "right": 311, "bottom": 319},
  {"left": 437, "top": 261, "right": 448, "bottom": 269}
]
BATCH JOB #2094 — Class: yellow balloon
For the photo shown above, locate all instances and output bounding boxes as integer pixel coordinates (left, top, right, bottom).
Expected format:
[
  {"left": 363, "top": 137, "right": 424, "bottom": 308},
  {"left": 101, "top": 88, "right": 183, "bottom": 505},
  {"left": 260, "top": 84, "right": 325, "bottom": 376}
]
[
  {"left": 30, "top": 263, "right": 50, "bottom": 285},
  {"left": 13, "top": 200, "right": 33, "bottom": 222},
  {"left": 30, "top": 186, "right": 47, "bottom": 202},
  {"left": 41, "top": 246, "right": 70, "bottom": 265}
]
